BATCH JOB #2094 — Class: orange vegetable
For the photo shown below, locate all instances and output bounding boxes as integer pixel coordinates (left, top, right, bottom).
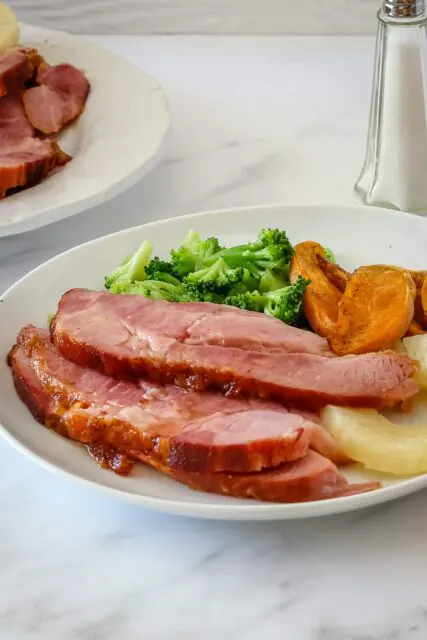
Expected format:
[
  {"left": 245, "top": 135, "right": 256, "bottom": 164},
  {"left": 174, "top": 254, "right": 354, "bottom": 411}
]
[
  {"left": 316, "top": 253, "right": 350, "bottom": 293},
  {"left": 328, "top": 265, "right": 415, "bottom": 355},
  {"left": 420, "top": 277, "right": 427, "bottom": 328},
  {"left": 405, "top": 320, "right": 426, "bottom": 336},
  {"left": 290, "top": 241, "right": 341, "bottom": 337}
]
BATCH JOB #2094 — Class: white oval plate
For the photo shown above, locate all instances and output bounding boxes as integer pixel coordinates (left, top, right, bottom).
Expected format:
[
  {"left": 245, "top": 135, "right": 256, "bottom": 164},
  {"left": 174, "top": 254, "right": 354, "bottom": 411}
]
[
  {"left": 2, "top": 204, "right": 427, "bottom": 520},
  {"left": 0, "top": 24, "right": 170, "bottom": 237}
]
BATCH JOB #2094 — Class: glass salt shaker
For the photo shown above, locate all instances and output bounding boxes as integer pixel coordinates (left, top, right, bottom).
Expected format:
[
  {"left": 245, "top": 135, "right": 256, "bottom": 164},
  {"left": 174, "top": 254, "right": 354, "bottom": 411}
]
[{"left": 355, "top": 0, "right": 427, "bottom": 213}]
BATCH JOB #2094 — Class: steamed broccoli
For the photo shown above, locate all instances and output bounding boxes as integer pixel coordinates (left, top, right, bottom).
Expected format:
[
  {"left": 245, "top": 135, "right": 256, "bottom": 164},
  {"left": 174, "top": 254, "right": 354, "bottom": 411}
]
[
  {"left": 170, "top": 230, "right": 223, "bottom": 278},
  {"left": 203, "top": 228, "right": 294, "bottom": 280},
  {"left": 145, "top": 257, "right": 175, "bottom": 279},
  {"left": 109, "top": 278, "right": 183, "bottom": 301},
  {"left": 224, "top": 276, "right": 309, "bottom": 326},
  {"left": 183, "top": 257, "right": 254, "bottom": 298},
  {"left": 259, "top": 268, "right": 289, "bottom": 293},
  {"left": 103, "top": 227, "right": 312, "bottom": 327},
  {"left": 224, "top": 290, "right": 265, "bottom": 313},
  {"left": 324, "top": 247, "right": 336, "bottom": 263},
  {"left": 263, "top": 275, "right": 309, "bottom": 325},
  {"left": 104, "top": 241, "right": 153, "bottom": 290}
]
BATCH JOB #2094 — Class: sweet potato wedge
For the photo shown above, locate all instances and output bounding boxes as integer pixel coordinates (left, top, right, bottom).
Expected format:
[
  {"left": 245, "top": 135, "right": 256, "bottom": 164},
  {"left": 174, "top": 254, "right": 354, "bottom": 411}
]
[
  {"left": 328, "top": 265, "right": 416, "bottom": 355},
  {"left": 420, "top": 277, "right": 427, "bottom": 328},
  {"left": 405, "top": 320, "right": 427, "bottom": 337},
  {"left": 316, "top": 254, "right": 350, "bottom": 293},
  {"left": 290, "top": 241, "right": 341, "bottom": 337}
]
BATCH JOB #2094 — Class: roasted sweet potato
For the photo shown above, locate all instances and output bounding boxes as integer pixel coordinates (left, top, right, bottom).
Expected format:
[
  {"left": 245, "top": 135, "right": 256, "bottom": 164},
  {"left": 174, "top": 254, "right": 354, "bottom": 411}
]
[
  {"left": 290, "top": 241, "right": 341, "bottom": 337},
  {"left": 316, "top": 254, "right": 350, "bottom": 293},
  {"left": 420, "top": 277, "right": 427, "bottom": 328},
  {"left": 405, "top": 320, "right": 427, "bottom": 336},
  {"left": 405, "top": 271, "right": 427, "bottom": 328},
  {"left": 328, "top": 265, "right": 416, "bottom": 355}
]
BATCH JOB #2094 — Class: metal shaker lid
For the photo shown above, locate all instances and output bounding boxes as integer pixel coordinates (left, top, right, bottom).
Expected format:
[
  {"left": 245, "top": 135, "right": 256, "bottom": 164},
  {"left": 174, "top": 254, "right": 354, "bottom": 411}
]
[{"left": 382, "top": 0, "right": 425, "bottom": 18}]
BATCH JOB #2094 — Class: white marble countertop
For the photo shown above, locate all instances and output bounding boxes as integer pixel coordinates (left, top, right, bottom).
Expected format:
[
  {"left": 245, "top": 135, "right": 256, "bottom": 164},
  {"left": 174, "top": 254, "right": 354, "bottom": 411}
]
[{"left": 1, "top": 36, "right": 427, "bottom": 640}]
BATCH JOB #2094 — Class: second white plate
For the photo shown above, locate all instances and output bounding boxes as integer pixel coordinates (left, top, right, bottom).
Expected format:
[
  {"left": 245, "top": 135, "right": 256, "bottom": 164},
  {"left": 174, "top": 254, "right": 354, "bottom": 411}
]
[
  {"left": 0, "top": 24, "right": 170, "bottom": 237},
  {"left": 2, "top": 204, "right": 427, "bottom": 520}
]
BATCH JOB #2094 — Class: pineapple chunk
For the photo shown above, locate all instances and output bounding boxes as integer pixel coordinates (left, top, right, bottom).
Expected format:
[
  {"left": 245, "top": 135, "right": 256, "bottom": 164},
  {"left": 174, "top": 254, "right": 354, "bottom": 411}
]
[
  {"left": 321, "top": 405, "right": 427, "bottom": 476},
  {"left": 401, "top": 334, "right": 427, "bottom": 388}
]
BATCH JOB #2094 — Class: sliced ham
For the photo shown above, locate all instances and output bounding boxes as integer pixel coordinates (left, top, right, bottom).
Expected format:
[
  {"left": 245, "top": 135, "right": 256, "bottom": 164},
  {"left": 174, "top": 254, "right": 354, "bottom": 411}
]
[
  {"left": 23, "top": 63, "right": 89, "bottom": 134},
  {"left": 37, "top": 63, "right": 90, "bottom": 103},
  {"left": 147, "top": 451, "right": 380, "bottom": 503},
  {"left": 51, "top": 289, "right": 419, "bottom": 410},
  {"left": 0, "top": 93, "right": 34, "bottom": 142},
  {"left": 0, "top": 47, "right": 33, "bottom": 97},
  {"left": 0, "top": 136, "right": 58, "bottom": 197},
  {"left": 9, "top": 325, "right": 347, "bottom": 474},
  {"left": 0, "top": 94, "right": 62, "bottom": 198},
  {"left": 8, "top": 326, "right": 377, "bottom": 502}
]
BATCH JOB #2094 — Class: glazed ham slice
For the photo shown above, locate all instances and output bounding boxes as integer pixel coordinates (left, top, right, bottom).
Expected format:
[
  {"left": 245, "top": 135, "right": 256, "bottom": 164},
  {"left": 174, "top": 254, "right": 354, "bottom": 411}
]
[
  {"left": 23, "top": 63, "right": 89, "bottom": 134},
  {"left": 0, "top": 94, "right": 59, "bottom": 198},
  {"left": 0, "top": 47, "right": 33, "bottom": 97},
  {"left": 37, "top": 63, "right": 90, "bottom": 103},
  {"left": 8, "top": 326, "right": 377, "bottom": 502},
  {"left": 51, "top": 289, "right": 419, "bottom": 410},
  {"left": 0, "top": 93, "right": 34, "bottom": 141},
  {"left": 9, "top": 326, "right": 349, "bottom": 474},
  {"left": 147, "top": 451, "right": 380, "bottom": 503}
]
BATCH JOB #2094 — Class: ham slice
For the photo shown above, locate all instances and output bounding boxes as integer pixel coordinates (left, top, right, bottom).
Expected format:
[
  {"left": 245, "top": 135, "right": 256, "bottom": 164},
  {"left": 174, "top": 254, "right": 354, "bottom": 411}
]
[
  {"left": 8, "top": 326, "right": 377, "bottom": 502},
  {"left": 37, "top": 63, "right": 90, "bottom": 103},
  {"left": 0, "top": 93, "right": 34, "bottom": 141},
  {"left": 10, "top": 325, "right": 342, "bottom": 474},
  {"left": 0, "top": 47, "right": 33, "bottom": 97},
  {"left": 147, "top": 451, "right": 380, "bottom": 503},
  {"left": 50, "top": 289, "right": 420, "bottom": 410},
  {"left": 23, "top": 63, "right": 89, "bottom": 134},
  {"left": 0, "top": 94, "right": 59, "bottom": 198}
]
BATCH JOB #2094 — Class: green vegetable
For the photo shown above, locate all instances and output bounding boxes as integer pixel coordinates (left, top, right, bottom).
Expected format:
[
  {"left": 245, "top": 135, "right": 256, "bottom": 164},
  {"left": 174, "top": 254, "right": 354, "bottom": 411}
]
[
  {"left": 225, "top": 275, "right": 310, "bottom": 325},
  {"left": 47, "top": 312, "right": 54, "bottom": 327},
  {"left": 203, "top": 228, "right": 294, "bottom": 280},
  {"left": 102, "top": 226, "right": 315, "bottom": 328},
  {"left": 105, "top": 240, "right": 153, "bottom": 290},
  {"left": 259, "top": 268, "right": 289, "bottom": 293},
  {"left": 324, "top": 247, "right": 336, "bottom": 263},
  {"left": 183, "top": 257, "right": 254, "bottom": 297},
  {"left": 145, "top": 257, "right": 176, "bottom": 280},
  {"left": 110, "top": 278, "right": 182, "bottom": 301},
  {"left": 170, "top": 230, "right": 223, "bottom": 278}
]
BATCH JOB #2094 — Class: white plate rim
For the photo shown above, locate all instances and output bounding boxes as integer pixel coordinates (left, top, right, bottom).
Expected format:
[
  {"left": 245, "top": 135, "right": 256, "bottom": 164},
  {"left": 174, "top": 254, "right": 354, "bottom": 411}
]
[
  {"left": 2, "top": 203, "right": 427, "bottom": 521},
  {"left": 0, "top": 23, "right": 171, "bottom": 238}
]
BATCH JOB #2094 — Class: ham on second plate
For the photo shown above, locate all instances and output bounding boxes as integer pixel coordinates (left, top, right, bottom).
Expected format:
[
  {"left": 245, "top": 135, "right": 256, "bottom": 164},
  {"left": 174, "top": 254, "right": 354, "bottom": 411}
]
[
  {"left": 8, "top": 325, "right": 379, "bottom": 503},
  {"left": 23, "top": 63, "right": 90, "bottom": 134},
  {"left": 0, "top": 47, "right": 89, "bottom": 198},
  {"left": 0, "top": 94, "right": 60, "bottom": 197}
]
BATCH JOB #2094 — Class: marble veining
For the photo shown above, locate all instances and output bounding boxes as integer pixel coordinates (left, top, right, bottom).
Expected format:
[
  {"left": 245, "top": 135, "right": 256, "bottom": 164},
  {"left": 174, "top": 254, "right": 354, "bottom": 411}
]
[{"left": 1, "top": 35, "right": 427, "bottom": 640}]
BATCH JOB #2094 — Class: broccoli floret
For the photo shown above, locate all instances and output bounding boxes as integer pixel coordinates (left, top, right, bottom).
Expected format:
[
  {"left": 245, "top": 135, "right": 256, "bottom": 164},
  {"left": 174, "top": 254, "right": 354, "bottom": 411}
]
[
  {"left": 110, "top": 278, "right": 183, "bottom": 301},
  {"left": 204, "top": 228, "right": 294, "bottom": 280},
  {"left": 183, "top": 257, "right": 247, "bottom": 297},
  {"left": 324, "top": 247, "right": 336, "bottom": 263},
  {"left": 180, "top": 289, "right": 224, "bottom": 304},
  {"left": 223, "top": 290, "right": 265, "bottom": 313},
  {"left": 145, "top": 257, "right": 175, "bottom": 279},
  {"left": 225, "top": 275, "right": 309, "bottom": 326},
  {"left": 259, "top": 268, "right": 289, "bottom": 293},
  {"left": 104, "top": 240, "right": 153, "bottom": 290},
  {"left": 263, "top": 275, "right": 310, "bottom": 325},
  {"left": 170, "top": 230, "right": 223, "bottom": 278}
]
